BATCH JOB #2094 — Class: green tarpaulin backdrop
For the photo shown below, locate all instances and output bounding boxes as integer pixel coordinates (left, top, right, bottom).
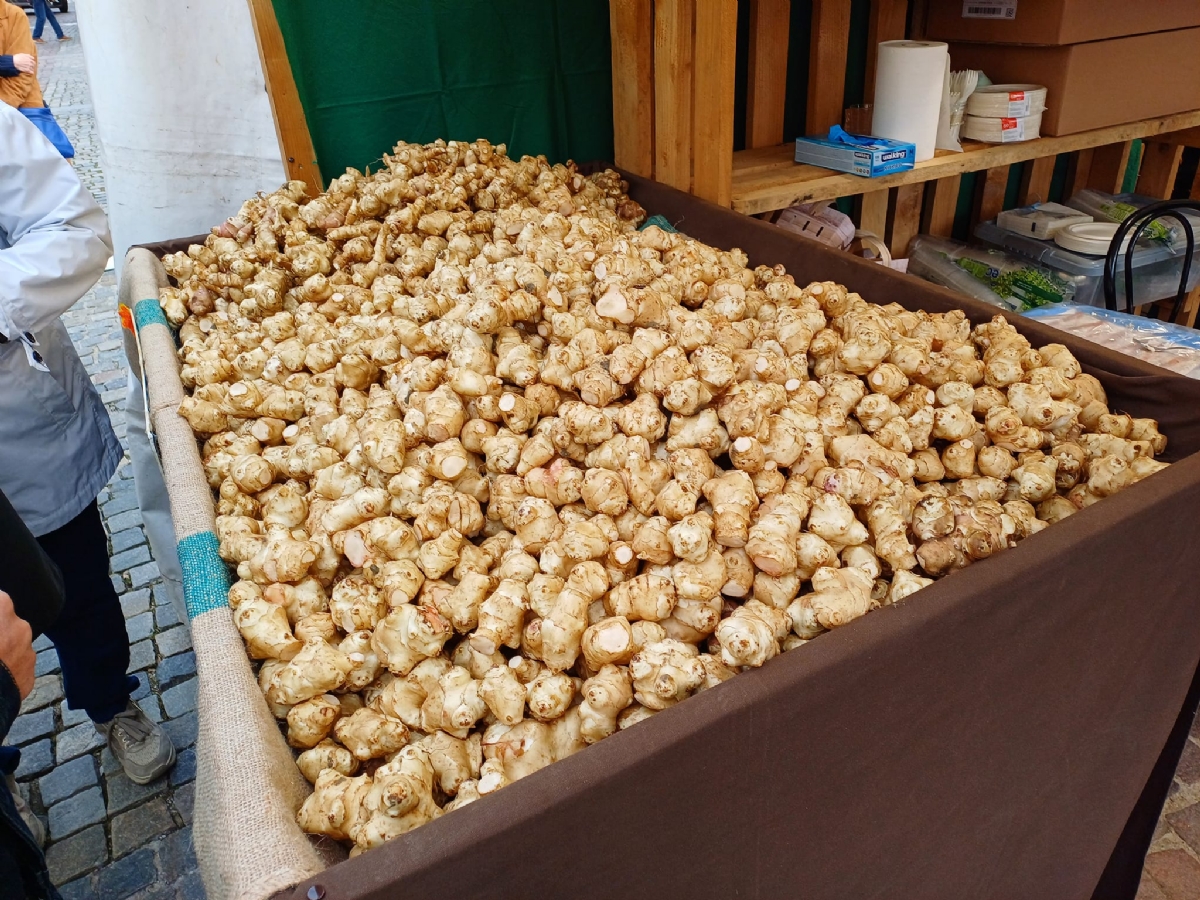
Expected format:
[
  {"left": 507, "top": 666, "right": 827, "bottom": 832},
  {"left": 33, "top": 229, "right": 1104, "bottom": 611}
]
[{"left": 271, "top": 0, "right": 615, "bottom": 181}]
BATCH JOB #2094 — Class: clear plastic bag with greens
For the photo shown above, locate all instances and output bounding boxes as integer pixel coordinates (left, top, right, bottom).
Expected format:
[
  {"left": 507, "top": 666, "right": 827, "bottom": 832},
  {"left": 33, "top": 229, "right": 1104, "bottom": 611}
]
[
  {"left": 908, "top": 235, "right": 1074, "bottom": 311},
  {"left": 1065, "top": 189, "right": 1200, "bottom": 248}
]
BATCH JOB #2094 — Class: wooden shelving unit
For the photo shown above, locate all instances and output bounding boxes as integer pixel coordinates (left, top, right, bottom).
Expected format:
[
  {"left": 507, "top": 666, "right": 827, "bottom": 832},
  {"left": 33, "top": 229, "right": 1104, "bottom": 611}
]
[
  {"left": 731, "top": 110, "right": 1200, "bottom": 214},
  {"left": 607, "top": 0, "right": 1200, "bottom": 324}
]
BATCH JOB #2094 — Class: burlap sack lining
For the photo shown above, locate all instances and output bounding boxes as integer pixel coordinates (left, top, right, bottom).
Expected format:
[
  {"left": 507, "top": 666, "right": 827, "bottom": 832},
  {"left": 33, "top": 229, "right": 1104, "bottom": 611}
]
[{"left": 127, "top": 251, "right": 331, "bottom": 900}]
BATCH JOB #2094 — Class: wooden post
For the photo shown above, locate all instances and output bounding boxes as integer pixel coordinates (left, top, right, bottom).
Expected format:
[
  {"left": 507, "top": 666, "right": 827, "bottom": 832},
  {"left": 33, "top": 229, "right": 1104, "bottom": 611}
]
[
  {"left": 654, "top": 0, "right": 694, "bottom": 192},
  {"left": 864, "top": 0, "right": 908, "bottom": 105},
  {"left": 693, "top": 0, "right": 738, "bottom": 206},
  {"left": 1087, "top": 141, "right": 1133, "bottom": 193},
  {"left": 745, "top": 0, "right": 791, "bottom": 149},
  {"left": 923, "top": 175, "right": 960, "bottom": 237},
  {"left": 1136, "top": 141, "right": 1185, "bottom": 199},
  {"left": 1065, "top": 148, "right": 1093, "bottom": 199},
  {"left": 858, "top": 189, "right": 889, "bottom": 237},
  {"left": 610, "top": 0, "right": 655, "bottom": 178},
  {"left": 806, "top": 0, "right": 852, "bottom": 135},
  {"left": 975, "top": 166, "right": 1009, "bottom": 225},
  {"left": 1019, "top": 155, "right": 1056, "bottom": 205},
  {"left": 889, "top": 183, "right": 924, "bottom": 256},
  {"left": 246, "top": 0, "right": 322, "bottom": 197}
]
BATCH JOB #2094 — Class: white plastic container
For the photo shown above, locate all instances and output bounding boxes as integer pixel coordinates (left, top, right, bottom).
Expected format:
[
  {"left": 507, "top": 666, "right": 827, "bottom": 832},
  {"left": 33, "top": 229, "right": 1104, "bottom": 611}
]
[
  {"left": 963, "top": 111, "right": 1043, "bottom": 143},
  {"left": 965, "top": 84, "right": 1047, "bottom": 118},
  {"left": 997, "top": 202, "right": 1092, "bottom": 239}
]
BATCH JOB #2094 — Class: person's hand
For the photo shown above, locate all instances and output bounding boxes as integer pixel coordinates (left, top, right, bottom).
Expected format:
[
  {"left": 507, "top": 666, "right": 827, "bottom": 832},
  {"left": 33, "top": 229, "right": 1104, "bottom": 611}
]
[
  {"left": 0, "top": 592, "right": 34, "bottom": 700},
  {"left": 12, "top": 53, "right": 36, "bottom": 75}
]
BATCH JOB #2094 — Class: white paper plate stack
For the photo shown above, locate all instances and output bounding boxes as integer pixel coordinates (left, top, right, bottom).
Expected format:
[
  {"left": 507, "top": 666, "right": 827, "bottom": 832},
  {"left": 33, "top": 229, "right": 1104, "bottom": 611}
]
[{"left": 963, "top": 84, "right": 1047, "bottom": 144}]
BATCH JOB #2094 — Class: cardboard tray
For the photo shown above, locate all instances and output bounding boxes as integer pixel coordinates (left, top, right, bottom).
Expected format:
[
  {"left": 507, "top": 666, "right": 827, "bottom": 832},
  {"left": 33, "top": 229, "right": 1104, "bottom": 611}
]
[{"left": 143, "top": 171, "right": 1200, "bottom": 900}]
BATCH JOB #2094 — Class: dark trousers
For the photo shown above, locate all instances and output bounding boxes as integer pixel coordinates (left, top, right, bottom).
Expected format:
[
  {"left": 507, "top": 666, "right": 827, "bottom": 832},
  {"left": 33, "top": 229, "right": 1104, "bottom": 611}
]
[
  {"left": 32, "top": 0, "right": 64, "bottom": 40},
  {"left": 38, "top": 502, "right": 136, "bottom": 724}
]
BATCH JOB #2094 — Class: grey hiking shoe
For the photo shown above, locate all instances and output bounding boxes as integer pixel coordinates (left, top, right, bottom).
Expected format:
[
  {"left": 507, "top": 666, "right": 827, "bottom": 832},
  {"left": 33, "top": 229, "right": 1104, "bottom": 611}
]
[
  {"left": 4, "top": 772, "right": 45, "bottom": 847},
  {"left": 97, "top": 702, "right": 176, "bottom": 785}
]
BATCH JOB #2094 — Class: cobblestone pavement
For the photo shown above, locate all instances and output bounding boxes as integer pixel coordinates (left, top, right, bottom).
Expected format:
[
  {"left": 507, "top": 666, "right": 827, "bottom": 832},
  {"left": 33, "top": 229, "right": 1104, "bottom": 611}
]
[{"left": 6, "top": 11, "right": 204, "bottom": 899}]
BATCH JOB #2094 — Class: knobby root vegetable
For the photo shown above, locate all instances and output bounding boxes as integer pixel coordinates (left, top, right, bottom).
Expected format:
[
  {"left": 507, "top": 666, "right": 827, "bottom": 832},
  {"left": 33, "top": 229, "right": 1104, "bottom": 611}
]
[{"left": 172, "top": 138, "right": 1166, "bottom": 854}]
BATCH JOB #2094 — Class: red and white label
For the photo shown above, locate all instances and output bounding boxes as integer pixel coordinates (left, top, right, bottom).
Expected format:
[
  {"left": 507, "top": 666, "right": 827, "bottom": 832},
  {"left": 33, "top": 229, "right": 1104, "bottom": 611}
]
[
  {"left": 999, "top": 117, "right": 1025, "bottom": 142},
  {"left": 1005, "top": 91, "right": 1032, "bottom": 116}
]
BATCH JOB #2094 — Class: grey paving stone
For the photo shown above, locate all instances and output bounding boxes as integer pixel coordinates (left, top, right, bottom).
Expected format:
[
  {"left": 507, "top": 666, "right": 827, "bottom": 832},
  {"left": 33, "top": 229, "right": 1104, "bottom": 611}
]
[
  {"left": 61, "top": 702, "right": 91, "bottom": 728},
  {"left": 101, "top": 492, "right": 140, "bottom": 516},
  {"left": 48, "top": 786, "right": 105, "bottom": 839},
  {"left": 110, "top": 573, "right": 128, "bottom": 594},
  {"left": 108, "top": 477, "right": 137, "bottom": 499},
  {"left": 33, "top": 633, "right": 52, "bottom": 652},
  {"left": 94, "top": 845, "right": 157, "bottom": 899},
  {"left": 161, "top": 679, "right": 197, "bottom": 719},
  {"left": 19, "top": 673, "right": 62, "bottom": 713},
  {"left": 156, "top": 626, "right": 192, "bottom": 658},
  {"left": 111, "top": 526, "right": 147, "bottom": 555},
  {"left": 173, "top": 868, "right": 206, "bottom": 900},
  {"left": 14, "top": 739, "right": 53, "bottom": 780},
  {"left": 58, "top": 875, "right": 96, "bottom": 900},
  {"left": 128, "top": 639, "right": 155, "bottom": 673},
  {"left": 126, "top": 610, "right": 155, "bottom": 643},
  {"left": 45, "top": 823, "right": 108, "bottom": 884},
  {"left": 121, "top": 588, "right": 152, "bottom": 617},
  {"left": 156, "top": 825, "right": 197, "bottom": 883},
  {"left": 137, "top": 695, "right": 164, "bottom": 724},
  {"left": 35, "top": 648, "right": 60, "bottom": 676},
  {"left": 111, "top": 544, "right": 152, "bottom": 574},
  {"left": 105, "top": 768, "right": 162, "bottom": 814},
  {"left": 110, "top": 798, "right": 175, "bottom": 858},
  {"left": 157, "top": 652, "right": 196, "bottom": 687},
  {"left": 169, "top": 748, "right": 196, "bottom": 787},
  {"left": 100, "top": 747, "right": 121, "bottom": 776},
  {"left": 173, "top": 782, "right": 194, "bottom": 825},
  {"left": 56, "top": 722, "right": 104, "bottom": 763},
  {"left": 154, "top": 597, "right": 184, "bottom": 630},
  {"left": 128, "top": 561, "right": 161, "bottom": 589},
  {"left": 162, "top": 712, "right": 197, "bottom": 751},
  {"left": 106, "top": 508, "right": 145, "bottom": 535},
  {"left": 8, "top": 708, "right": 54, "bottom": 745},
  {"left": 131, "top": 670, "right": 151, "bottom": 701},
  {"left": 40, "top": 754, "right": 99, "bottom": 805}
]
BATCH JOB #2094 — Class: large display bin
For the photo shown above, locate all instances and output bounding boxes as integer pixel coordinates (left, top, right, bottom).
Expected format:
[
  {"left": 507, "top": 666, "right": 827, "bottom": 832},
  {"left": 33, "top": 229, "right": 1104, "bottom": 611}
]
[{"left": 127, "top": 171, "right": 1200, "bottom": 900}]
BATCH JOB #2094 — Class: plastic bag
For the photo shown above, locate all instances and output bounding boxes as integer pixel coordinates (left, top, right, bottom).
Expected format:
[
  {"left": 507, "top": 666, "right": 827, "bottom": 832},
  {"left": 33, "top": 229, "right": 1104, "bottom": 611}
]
[
  {"left": 908, "top": 235, "right": 1073, "bottom": 311},
  {"left": 1024, "top": 305, "right": 1200, "bottom": 378}
]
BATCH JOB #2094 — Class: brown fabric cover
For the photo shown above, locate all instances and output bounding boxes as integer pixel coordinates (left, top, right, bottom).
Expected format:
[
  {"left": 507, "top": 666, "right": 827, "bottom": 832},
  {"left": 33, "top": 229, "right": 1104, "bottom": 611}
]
[{"left": 265, "top": 173, "right": 1200, "bottom": 900}]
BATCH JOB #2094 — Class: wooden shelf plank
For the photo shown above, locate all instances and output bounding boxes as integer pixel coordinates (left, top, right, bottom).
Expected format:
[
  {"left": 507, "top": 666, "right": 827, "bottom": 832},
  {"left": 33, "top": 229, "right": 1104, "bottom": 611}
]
[
  {"left": 247, "top": 0, "right": 322, "bottom": 197},
  {"left": 654, "top": 0, "right": 695, "bottom": 193},
  {"left": 1136, "top": 141, "right": 1185, "bottom": 199},
  {"left": 693, "top": 0, "right": 738, "bottom": 206},
  {"left": 610, "top": 0, "right": 655, "bottom": 178},
  {"left": 746, "top": 0, "right": 791, "bottom": 149},
  {"left": 731, "top": 109, "right": 1200, "bottom": 214},
  {"left": 806, "top": 0, "right": 852, "bottom": 135},
  {"left": 864, "top": 0, "right": 908, "bottom": 105}
]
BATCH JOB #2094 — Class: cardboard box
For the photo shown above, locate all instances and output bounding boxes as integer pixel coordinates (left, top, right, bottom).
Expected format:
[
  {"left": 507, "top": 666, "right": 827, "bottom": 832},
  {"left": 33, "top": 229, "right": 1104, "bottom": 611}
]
[
  {"left": 926, "top": 0, "right": 1200, "bottom": 46},
  {"left": 948, "top": 28, "right": 1200, "bottom": 135}
]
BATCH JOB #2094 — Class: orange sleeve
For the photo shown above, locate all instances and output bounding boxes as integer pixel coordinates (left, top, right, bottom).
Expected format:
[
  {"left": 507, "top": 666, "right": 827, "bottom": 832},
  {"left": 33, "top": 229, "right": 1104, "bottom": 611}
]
[{"left": 0, "top": 8, "right": 38, "bottom": 109}]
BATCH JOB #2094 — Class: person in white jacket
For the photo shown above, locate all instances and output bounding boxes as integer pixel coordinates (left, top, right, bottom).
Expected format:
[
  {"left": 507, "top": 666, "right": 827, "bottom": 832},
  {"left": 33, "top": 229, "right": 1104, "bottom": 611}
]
[{"left": 0, "top": 104, "right": 175, "bottom": 797}]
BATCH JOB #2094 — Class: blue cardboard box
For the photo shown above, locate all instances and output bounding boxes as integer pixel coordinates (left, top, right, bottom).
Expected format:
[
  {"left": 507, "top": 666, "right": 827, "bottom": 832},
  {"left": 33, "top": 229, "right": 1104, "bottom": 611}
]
[{"left": 794, "top": 128, "right": 916, "bottom": 177}]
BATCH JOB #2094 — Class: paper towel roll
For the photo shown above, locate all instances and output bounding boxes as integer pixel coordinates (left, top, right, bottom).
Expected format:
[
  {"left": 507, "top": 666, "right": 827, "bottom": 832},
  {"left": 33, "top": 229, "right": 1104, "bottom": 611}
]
[{"left": 872, "top": 40, "right": 948, "bottom": 163}]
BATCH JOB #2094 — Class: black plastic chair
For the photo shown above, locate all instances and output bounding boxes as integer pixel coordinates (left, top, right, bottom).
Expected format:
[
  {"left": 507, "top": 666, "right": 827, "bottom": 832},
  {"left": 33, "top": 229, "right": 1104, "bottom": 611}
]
[{"left": 1103, "top": 199, "right": 1200, "bottom": 323}]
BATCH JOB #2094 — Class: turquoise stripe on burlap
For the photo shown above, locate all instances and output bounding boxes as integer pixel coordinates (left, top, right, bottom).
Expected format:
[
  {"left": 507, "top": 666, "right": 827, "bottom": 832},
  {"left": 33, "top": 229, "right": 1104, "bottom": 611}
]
[
  {"left": 133, "top": 297, "right": 170, "bottom": 332},
  {"left": 178, "top": 531, "right": 231, "bottom": 619}
]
